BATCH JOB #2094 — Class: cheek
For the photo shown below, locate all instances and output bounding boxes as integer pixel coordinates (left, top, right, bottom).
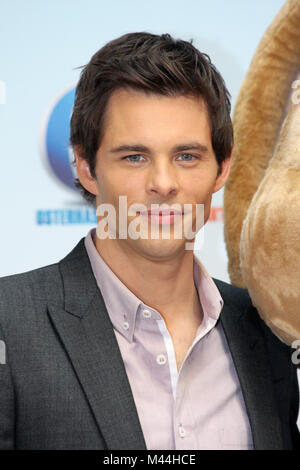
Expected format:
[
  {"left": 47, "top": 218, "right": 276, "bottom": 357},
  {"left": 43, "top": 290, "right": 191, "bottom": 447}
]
[
  {"left": 96, "top": 170, "right": 144, "bottom": 203},
  {"left": 184, "top": 173, "right": 216, "bottom": 201}
]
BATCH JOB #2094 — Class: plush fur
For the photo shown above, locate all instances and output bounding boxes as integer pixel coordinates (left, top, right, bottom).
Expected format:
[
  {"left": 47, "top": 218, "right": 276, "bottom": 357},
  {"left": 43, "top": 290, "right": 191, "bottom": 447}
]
[
  {"left": 223, "top": 0, "right": 300, "bottom": 345},
  {"left": 241, "top": 80, "right": 300, "bottom": 345},
  {"left": 224, "top": 0, "right": 300, "bottom": 289}
]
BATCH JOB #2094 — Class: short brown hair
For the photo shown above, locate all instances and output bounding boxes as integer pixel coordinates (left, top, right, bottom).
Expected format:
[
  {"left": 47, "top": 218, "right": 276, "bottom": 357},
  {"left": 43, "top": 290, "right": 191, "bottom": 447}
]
[{"left": 70, "top": 32, "right": 233, "bottom": 206}]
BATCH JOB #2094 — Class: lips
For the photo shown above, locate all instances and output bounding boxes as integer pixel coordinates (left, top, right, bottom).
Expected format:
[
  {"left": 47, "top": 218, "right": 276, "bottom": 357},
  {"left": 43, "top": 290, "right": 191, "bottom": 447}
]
[{"left": 140, "top": 209, "right": 183, "bottom": 216}]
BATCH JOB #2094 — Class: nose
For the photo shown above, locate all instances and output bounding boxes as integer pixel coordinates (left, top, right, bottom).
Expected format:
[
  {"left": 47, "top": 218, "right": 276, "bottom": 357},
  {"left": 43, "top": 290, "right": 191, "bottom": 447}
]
[{"left": 146, "top": 158, "right": 179, "bottom": 198}]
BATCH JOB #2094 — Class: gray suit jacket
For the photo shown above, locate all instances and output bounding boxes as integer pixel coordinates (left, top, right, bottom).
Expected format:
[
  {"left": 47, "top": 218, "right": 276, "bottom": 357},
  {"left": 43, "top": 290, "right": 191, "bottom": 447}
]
[{"left": 0, "top": 237, "right": 299, "bottom": 450}]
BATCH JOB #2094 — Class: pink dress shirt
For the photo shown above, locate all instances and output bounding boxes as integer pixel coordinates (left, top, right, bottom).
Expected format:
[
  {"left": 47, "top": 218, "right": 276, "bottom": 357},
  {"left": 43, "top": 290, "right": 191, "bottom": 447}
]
[{"left": 84, "top": 228, "right": 253, "bottom": 450}]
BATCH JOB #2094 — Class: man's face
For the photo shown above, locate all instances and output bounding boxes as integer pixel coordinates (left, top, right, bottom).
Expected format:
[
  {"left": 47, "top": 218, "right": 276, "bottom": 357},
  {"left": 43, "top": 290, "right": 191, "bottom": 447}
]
[{"left": 80, "top": 88, "right": 231, "bottom": 259}]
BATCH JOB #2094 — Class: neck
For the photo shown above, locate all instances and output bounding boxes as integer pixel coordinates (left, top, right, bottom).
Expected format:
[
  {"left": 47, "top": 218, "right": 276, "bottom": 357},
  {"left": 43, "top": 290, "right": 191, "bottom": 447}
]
[{"left": 94, "top": 234, "right": 203, "bottom": 328}]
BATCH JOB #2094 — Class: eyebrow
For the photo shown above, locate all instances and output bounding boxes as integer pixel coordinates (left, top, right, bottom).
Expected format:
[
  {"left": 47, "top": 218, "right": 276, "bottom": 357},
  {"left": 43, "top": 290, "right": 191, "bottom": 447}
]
[{"left": 108, "top": 142, "right": 209, "bottom": 154}]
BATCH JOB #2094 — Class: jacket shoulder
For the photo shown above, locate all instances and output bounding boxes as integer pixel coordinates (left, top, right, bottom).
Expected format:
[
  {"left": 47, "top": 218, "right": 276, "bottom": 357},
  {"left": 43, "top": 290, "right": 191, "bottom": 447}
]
[
  {"left": 0, "top": 237, "right": 87, "bottom": 328},
  {"left": 213, "top": 278, "right": 299, "bottom": 448},
  {"left": 0, "top": 263, "right": 63, "bottom": 325}
]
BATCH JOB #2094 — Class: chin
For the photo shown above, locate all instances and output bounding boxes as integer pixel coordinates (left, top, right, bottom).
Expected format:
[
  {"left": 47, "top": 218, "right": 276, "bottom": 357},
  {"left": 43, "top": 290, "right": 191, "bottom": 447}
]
[{"left": 130, "top": 238, "right": 189, "bottom": 260}]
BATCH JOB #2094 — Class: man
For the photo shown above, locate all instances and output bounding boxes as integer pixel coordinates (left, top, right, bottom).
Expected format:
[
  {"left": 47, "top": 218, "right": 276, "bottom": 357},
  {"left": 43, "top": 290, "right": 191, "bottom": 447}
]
[{"left": 0, "top": 32, "right": 299, "bottom": 450}]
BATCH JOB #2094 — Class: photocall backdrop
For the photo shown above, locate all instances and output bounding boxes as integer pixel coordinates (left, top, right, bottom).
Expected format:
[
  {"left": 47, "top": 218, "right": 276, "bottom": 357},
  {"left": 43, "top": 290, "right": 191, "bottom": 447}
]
[
  {"left": 1, "top": 0, "right": 299, "bottom": 431},
  {"left": 0, "top": 0, "right": 287, "bottom": 279}
]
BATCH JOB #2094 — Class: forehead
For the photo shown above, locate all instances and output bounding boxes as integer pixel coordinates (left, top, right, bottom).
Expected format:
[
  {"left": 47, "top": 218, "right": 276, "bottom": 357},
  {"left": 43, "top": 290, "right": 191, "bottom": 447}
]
[{"left": 101, "top": 88, "right": 212, "bottom": 145}]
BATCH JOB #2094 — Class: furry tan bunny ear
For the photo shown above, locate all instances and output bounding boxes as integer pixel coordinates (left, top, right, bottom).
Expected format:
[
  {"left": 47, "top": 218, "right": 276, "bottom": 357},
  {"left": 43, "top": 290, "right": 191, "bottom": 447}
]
[
  {"left": 224, "top": 0, "right": 300, "bottom": 288},
  {"left": 240, "top": 75, "right": 300, "bottom": 346}
]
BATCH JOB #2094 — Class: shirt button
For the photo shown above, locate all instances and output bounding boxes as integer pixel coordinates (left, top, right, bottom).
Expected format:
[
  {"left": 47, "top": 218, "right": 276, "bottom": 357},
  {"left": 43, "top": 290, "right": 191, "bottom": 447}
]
[
  {"left": 156, "top": 354, "right": 166, "bottom": 365},
  {"left": 178, "top": 425, "right": 186, "bottom": 438},
  {"left": 142, "top": 309, "right": 152, "bottom": 318},
  {"left": 123, "top": 321, "right": 129, "bottom": 330}
]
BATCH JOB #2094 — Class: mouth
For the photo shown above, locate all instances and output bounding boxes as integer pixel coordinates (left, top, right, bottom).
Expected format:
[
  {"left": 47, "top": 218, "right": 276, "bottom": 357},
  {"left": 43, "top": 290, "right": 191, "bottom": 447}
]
[
  {"left": 138, "top": 209, "right": 184, "bottom": 225},
  {"left": 141, "top": 209, "right": 183, "bottom": 216}
]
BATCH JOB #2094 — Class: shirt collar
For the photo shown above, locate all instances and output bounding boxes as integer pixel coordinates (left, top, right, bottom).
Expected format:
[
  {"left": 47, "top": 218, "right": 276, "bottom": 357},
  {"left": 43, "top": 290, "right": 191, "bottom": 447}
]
[{"left": 84, "top": 227, "right": 223, "bottom": 342}]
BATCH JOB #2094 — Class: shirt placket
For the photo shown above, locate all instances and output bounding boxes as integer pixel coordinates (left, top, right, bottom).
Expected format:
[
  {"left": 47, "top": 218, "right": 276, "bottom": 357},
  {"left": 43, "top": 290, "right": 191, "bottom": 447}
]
[{"left": 157, "top": 313, "right": 218, "bottom": 449}]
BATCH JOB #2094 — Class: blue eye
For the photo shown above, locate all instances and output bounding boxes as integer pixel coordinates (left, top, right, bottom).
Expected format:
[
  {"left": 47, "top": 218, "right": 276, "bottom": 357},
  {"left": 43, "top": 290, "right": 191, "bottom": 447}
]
[
  {"left": 177, "top": 153, "right": 197, "bottom": 161},
  {"left": 123, "top": 154, "right": 145, "bottom": 163}
]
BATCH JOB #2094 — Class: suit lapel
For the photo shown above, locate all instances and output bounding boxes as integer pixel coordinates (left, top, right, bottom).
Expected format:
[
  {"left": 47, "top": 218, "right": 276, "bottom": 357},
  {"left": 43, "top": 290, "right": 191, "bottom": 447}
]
[
  {"left": 47, "top": 238, "right": 147, "bottom": 450},
  {"left": 215, "top": 281, "right": 284, "bottom": 450}
]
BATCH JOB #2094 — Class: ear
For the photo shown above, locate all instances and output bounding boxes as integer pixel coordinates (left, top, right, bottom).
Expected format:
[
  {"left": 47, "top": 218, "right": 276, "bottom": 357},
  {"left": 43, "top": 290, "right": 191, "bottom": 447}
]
[
  {"left": 73, "top": 145, "right": 99, "bottom": 196},
  {"left": 212, "top": 147, "right": 232, "bottom": 193}
]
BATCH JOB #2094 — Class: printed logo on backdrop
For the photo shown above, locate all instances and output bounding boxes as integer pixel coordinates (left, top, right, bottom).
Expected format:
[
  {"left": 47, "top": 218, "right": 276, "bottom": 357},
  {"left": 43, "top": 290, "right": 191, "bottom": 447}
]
[
  {"left": 38, "top": 85, "right": 96, "bottom": 226},
  {"left": 38, "top": 84, "right": 223, "bottom": 227},
  {"left": 44, "top": 86, "right": 75, "bottom": 190}
]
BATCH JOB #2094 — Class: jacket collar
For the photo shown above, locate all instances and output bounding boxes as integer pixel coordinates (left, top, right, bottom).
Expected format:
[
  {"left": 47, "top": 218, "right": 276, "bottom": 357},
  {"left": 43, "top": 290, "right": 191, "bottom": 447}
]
[{"left": 47, "top": 237, "right": 147, "bottom": 450}]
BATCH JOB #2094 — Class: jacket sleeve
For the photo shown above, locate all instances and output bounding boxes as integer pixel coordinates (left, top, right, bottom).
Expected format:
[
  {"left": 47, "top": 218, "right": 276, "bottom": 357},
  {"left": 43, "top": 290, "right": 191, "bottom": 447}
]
[
  {"left": 0, "top": 321, "right": 15, "bottom": 449},
  {"left": 290, "top": 364, "right": 300, "bottom": 450}
]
